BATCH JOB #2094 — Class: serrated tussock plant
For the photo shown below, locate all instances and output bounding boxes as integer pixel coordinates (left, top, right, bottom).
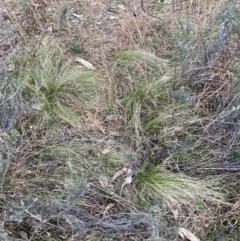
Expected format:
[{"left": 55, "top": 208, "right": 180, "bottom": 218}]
[
  {"left": 24, "top": 38, "right": 98, "bottom": 127},
  {"left": 112, "top": 49, "right": 174, "bottom": 144},
  {"left": 135, "top": 165, "right": 224, "bottom": 208}
]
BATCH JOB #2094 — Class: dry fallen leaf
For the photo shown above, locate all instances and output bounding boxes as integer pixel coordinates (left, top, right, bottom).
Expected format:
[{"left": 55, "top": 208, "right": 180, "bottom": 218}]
[
  {"left": 109, "top": 131, "right": 121, "bottom": 137},
  {"left": 19, "top": 231, "right": 28, "bottom": 240},
  {"left": 122, "top": 167, "right": 133, "bottom": 175},
  {"left": 47, "top": 26, "right": 52, "bottom": 33},
  {"left": 111, "top": 167, "right": 133, "bottom": 182},
  {"left": 120, "top": 175, "right": 132, "bottom": 196},
  {"left": 178, "top": 227, "right": 201, "bottom": 241},
  {"left": 84, "top": 112, "right": 105, "bottom": 132},
  {"left": 108, "top": 16, "right": 118, "bottom": 20},
  {"left": 111, "top": 169, "right": 125, "bottom": 182},
  {"left": 101, "top": 147, "right": 112, "bottom": 155},
  {"left": 118, "top": 4, "right": 126, "bottom": 11},
  {"left": 32, "top": 103, "right": 44, "bottom": 111},
  {"left": 102, "top": 203, "right": 116, "bottom": 216},
  {"left": 7, "top": 63, "right": 14, "bottom": 71},
  {"left": 232, "top": 199, "right": 240, "bottom": 211},
  {"left": 72, "top": 13, "right": 83, "bottom": 19},
  {"left": 172, "top": 208, "right": 179, "bottom": 221},
  {"left": 99, "top": 175, "right": 109, "bottom": 188},
  {"left": 75, "top": 57, "right": 96, "bottom": 70}
]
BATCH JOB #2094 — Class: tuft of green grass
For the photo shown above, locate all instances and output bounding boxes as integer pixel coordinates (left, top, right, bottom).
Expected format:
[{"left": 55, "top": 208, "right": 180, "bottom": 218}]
[
  {"left": 111, "top": 49, "right": 174, "bottom": 144},
  {"left": 23, "top": 38, "right": 99, "bottom": 127},
  {"left": 66, "top": 40, "right": 87, "bottom": 54},
  {"left": 134, "top": 165, "right": 224, "bottom": 208},
  {"left": 115, "top": 50, "right": 168, "bottom": 74},
  {"left": 59, "top": 3, "right": 68, "bottom": 28}
]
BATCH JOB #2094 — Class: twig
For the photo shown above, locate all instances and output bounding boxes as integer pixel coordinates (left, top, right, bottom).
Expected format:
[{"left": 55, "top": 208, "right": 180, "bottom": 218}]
[
  {"left": 0, "top": 151, "right": 11, "bottom": 193},
  {"left": 140, "top": 0, "right": 165, "bottom": 24},
  {"left": 25, "top": 209, "right": 65, "bottom": 232}
]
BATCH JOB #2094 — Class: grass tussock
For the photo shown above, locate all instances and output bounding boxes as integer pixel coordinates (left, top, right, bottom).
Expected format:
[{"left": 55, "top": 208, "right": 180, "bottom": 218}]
[
  {"left": 134, "top": 165, "right": 223, "bottom": 208},
  {"left": 23, "top": 38, "right": 100, "bottom": 127},
  {"left": 111, "top": 49, "right": 175, "bottom": 143}
]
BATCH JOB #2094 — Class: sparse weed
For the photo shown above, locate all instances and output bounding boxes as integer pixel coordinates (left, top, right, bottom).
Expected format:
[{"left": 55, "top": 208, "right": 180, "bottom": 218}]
[
  {"left": 66, "top": 40, "right": 87, "bottom": 55},
  {"left": 59, "top": 2, "right": 68, "bottom": 29}
]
